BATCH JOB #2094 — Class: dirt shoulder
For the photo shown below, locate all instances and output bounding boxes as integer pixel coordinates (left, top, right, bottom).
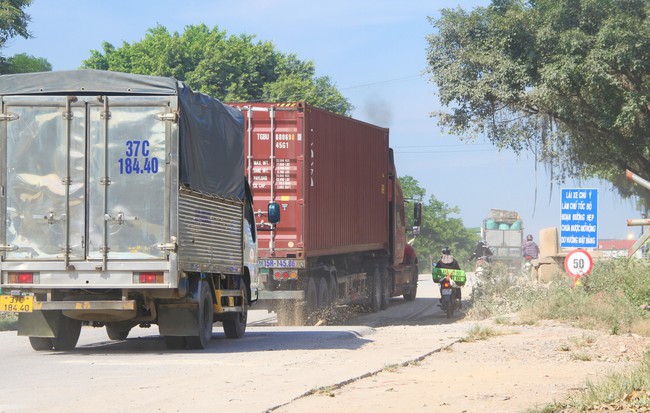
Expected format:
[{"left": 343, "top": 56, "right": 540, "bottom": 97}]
[{"left": 274, "top": 318, "right": 650, "bottom": 413}]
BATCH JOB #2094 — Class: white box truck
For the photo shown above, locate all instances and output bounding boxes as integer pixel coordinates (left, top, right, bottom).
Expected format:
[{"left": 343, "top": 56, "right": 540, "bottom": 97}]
[{"left": 0, "top": 70, "right": 262, "bottom": 350}]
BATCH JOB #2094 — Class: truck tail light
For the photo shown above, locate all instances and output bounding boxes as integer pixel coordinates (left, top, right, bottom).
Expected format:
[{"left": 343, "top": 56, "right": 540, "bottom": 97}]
[
  {"left": 273, "top": 271, "right": 297, "bottom": 280},
  {"left": 9, "top": 272, "right": 35, "bottom": 284},
  {"left": 135, "top": 272, "right": 164, "bottom": 284}
]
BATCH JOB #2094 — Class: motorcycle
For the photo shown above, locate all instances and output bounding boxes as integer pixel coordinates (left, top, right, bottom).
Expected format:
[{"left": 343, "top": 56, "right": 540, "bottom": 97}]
[
  {"left": 523, "top": 255, "right": 533, "bottom": 273},
  {"left": 475, "top": 255, "right": 490, "bottom": 278},
  {"left": 439, "top": 275, "right": 462, "bottom": 318},
  {"left": 432, "top": 267, "right": 465, "bottom": 318}
]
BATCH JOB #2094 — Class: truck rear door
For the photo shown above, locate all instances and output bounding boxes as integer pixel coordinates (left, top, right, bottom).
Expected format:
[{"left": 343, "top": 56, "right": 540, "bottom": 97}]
[{"left": 2, "top": 96, "right": 170, "bottom": 263}]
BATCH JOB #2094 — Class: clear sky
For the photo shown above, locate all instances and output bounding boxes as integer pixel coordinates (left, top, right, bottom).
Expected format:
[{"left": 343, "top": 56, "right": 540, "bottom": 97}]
[{"left": 2, "top": 0, "right": 643, "bottom": 242}]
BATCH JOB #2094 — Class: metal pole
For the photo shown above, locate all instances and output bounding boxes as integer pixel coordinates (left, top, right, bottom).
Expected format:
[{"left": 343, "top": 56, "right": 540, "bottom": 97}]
[{"left": 626, "top": 169, "right": 650, "bottom": 191}]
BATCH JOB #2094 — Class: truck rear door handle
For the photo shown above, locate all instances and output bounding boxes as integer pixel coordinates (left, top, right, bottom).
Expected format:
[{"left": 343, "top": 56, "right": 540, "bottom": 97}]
[
  {"left": 104, "top": 212, "right": 138, "bottom": 225},
  {"left": 33, "top": 212, "right": 66, "bottom": 224}
]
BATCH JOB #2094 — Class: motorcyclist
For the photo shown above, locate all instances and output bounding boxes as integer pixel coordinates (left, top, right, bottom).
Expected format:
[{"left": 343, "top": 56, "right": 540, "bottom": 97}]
[
  {"left": 469, "top": 240, "right": 493, "bottom": 262},
  {"left": 434, "top": 247, "right": 462, "bottom": 307},
  {"left": 523, "top": 234, "right": 540, "bottom": 259}
]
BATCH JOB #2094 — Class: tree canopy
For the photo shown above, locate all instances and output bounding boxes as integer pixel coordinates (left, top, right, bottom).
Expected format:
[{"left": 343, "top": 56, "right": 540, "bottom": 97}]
[
  {"left": 0, "top": 0, "right": 42, "bottom": 75},
  {"left": 400, "top": 175, "right": 478, "bottom": 271},
  {"left": 426, "top": 0, "right": 650, "bottom": 207},
  {"left": 2, "top": 52, "right": 50, "bottom": 73},
  {"left": 0, "top": 0, "right": 31, "bottom": 48},
  {"left": 81, "top": 24, "right": 353, "bottom": 115}
]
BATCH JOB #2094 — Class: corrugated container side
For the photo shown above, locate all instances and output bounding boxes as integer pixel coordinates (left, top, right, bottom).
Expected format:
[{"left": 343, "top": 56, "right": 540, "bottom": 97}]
[
  {"left": 304, "top": 105, "right": 389, "bottom": 256},
  {"left": 235, "top": 102, "right": 389, "bottom": 259}
]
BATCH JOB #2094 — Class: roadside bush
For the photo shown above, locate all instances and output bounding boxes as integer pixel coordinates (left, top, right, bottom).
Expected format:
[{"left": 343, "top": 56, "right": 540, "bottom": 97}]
[
  {"left": 581, "top": 258, "right": 650, "bottom": 307},
  {"left": 469, "top": 262, "right": 550, "bottom": 318},
  {"left": 469, "top": 258, "right": 650, "bottom": 336}
]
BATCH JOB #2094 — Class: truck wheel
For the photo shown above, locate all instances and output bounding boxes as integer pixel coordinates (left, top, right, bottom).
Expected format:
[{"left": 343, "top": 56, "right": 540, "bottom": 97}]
[
  {"left": 223, "top": 287, "right": 248, "bottom": 339},
  {"left": 380, "top": 268, "right": 391, "bottom": 310},
  {"left": 328, "top": 274, "right": 338, "bottom": 305},
  {"left": 317, "top": 276, "right": 330, "bottom": 308},
  {"left": 367, "top": 269, "right": 382, "bottom": 313},
  {"left": 403, "top": 268, "right": 418, "bottom": 301},
  {"left": 187, "top": 281, "right": 214, "bottom": 350},
  {"left": 29, "top": 337, "right": 53, "bottom": 351},
  {"left": 52, "top": 316, "right": 82, "bottom": 351}
]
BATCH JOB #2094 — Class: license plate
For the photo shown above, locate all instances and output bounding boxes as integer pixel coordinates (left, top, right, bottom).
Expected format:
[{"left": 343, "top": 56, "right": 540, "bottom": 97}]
[
  {"left": 441, "top": 288, "right": 452, "bottom": 296},
  {"left": 258, "top": 259, "right": 304, "bottom": 268},
  {"left": 0, "top": 295, "right": 34, "bottom": 313}
]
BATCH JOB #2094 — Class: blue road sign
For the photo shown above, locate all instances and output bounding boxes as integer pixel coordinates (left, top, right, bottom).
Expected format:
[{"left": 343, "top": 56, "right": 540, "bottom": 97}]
[{"left": 560, "top": 188, "right": 598, "bottom": 248}]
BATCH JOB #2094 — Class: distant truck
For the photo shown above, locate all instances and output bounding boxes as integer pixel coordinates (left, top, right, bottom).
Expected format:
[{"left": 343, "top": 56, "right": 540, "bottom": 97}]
[
  {"left": 481, "top": 209, "right": 524, "bottom": 269},
  {"left": 229, "top": 102, "right": 421, "bottom": 325},
  {"left": 0, "top": 70, "right": 266, "bottom": 350}
]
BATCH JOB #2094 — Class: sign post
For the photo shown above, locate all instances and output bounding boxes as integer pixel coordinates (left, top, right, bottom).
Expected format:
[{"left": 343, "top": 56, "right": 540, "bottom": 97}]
[
  {"left": 564, "top": 249, "right": 594, "bottom": 285},
  {"left": 560, "top": 188, "right": 598, "bottom": 249}
]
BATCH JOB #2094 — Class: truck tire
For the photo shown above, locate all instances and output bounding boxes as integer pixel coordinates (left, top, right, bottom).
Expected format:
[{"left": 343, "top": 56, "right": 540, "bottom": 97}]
[
  {"left": 403, "top": 268, "right": 418, "bottom": 301},
  {"left": 223, "top": 310, "right": 247, "bottom": 339},
  {"left": 328, "top": 274, "right": 338, "bottom": 305},
  {"left": 223, "top": 287, "right": 248, "bottom": 339},
  {"left": 380, "top": 268, "right": 391, "bottom": 310},
  {"left": 317, "top": 276, "right": 330, "bottom": 308},
  {"left": 52, "top": 316, "right": 82, "bottom": 351},
  {"left": 367, "top": 269, "right": 382, "bottom": 313},
  {"left": 187, "top": 281, "right": 214, "bottom": 350},
  {"left": 29, "top": 337, "right": 53, "bottom": 351}
]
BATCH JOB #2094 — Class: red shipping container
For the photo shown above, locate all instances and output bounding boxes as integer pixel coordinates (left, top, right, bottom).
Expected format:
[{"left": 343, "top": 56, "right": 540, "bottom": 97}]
[{"left": 232, "top": 102, "right": 390, "bottom": 259}]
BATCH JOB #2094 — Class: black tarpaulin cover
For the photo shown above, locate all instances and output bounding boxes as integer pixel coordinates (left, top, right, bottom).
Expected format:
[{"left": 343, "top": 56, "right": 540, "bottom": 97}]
[{"left": 0, "top": 69, "right": 244, "bottom": 199}]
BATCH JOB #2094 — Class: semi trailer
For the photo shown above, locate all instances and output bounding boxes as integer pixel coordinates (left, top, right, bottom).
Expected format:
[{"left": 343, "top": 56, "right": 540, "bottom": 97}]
[{"left": 230, "top": 102, "right": 421, "bottom": 325}]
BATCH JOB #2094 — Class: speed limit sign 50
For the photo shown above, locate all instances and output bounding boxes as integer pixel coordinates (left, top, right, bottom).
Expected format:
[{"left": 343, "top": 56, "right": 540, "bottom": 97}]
[{"left": 564, "top": 249, "right": 594, "bottom": 279}]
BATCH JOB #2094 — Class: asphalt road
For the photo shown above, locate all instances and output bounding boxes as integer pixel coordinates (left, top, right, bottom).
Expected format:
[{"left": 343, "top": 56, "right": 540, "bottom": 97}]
[{"left": 0, "top": 275, "right": 476, "bottom": 413}]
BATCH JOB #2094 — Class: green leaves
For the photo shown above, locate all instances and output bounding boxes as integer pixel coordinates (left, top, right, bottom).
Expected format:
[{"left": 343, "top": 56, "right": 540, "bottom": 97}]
[
  {"left": 426, "top": 0, "right": 650, "bottom": 208},
  {"left": 81, "top": 24, "right": 352, "bottom": 115},
  {"left": 400, "top": 175, "right": 478, "bottom": 271},
  {"left": 0, "top": 0, "right": 32, "bottom": 47},
  {"left": 0, "top": 0, "right": 47, "bottom": 75}
]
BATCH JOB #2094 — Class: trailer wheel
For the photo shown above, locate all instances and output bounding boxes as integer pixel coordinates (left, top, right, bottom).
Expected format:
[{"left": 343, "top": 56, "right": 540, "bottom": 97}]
[
  {"left": 328, "top": 274, "right": 338, "bottom": 305},
  {"left": 367, "top": 269, "right": 382, "bottom": 313},
  {"left": 187, "top": 281, "right": 214, "bottom": 350},
  {"left": 317, "top": 277, "right": 330, "bottom": 307},
  {"left": 52, "top": 316, "right": 82, "bottom": 351},
  {"left": 223, "top": 287, "right": 248, "bottom": 339},
  {"left": 28, "top": 337, "right": 53, "bottom": 351},
  {"left": 380, "top": 268, "right": 391, "bottom": 310}
]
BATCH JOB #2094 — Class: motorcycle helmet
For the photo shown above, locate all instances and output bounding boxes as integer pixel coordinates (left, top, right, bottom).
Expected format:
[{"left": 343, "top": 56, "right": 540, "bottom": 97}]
[{"left": 527, "top": 234, "right": 533, "bottom": 241}]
